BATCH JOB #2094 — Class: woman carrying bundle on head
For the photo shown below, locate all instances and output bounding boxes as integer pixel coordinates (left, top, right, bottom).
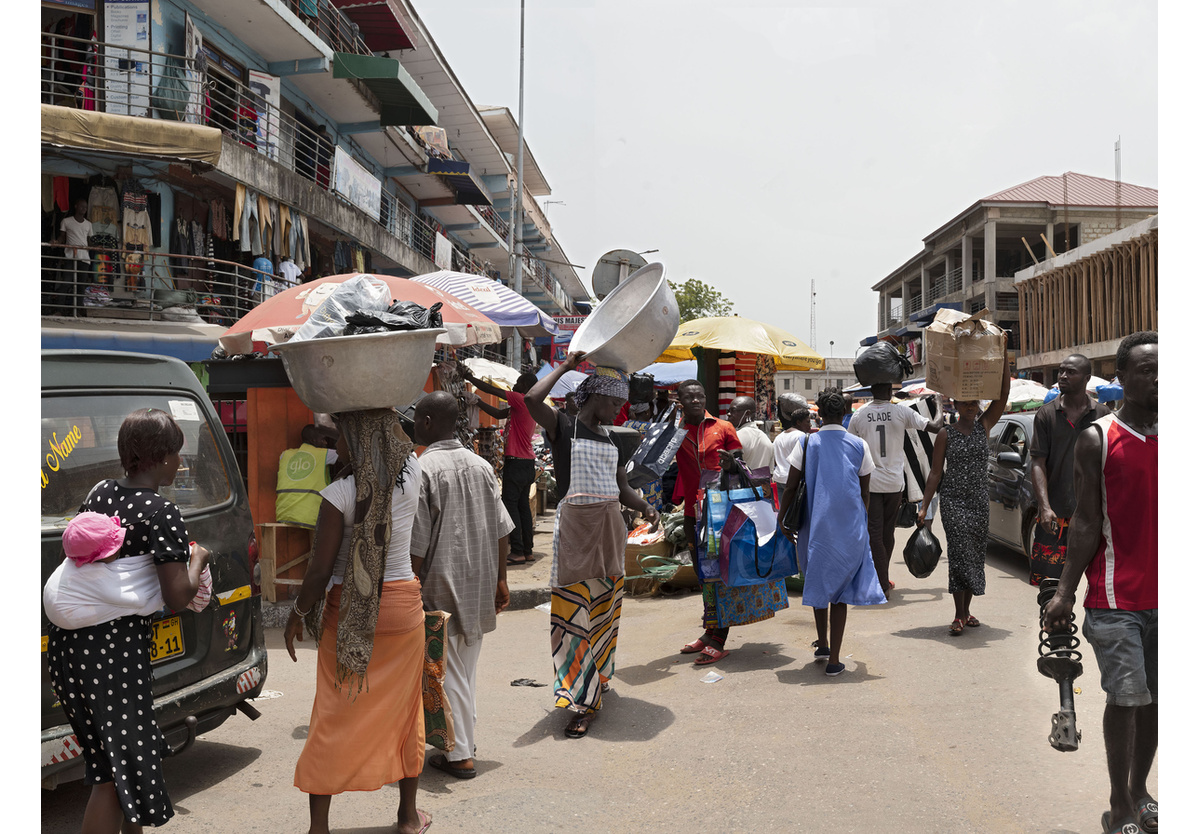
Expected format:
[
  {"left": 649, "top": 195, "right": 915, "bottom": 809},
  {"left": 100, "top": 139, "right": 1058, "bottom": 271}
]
[
  {"left": 524, "top": 353, "right": 659, "bottom": 738},
  {"left": 284, "top": 409, "right": 431, "bottom": 834},
  {"left": 778, "top": 388, "right": 886, "bottom": 677}
]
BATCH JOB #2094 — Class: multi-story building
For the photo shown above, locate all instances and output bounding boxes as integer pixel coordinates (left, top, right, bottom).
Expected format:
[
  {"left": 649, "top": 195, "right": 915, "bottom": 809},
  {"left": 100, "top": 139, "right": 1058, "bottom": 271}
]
[
  {"left": 774, "top": 358, "right": 857, "bottom": 399},
  {"left": 864, "top": 172, "right": 1157, "bottom": 378},
  {"left": 40, "top": 0, "right": 587, "bottom": 364}
]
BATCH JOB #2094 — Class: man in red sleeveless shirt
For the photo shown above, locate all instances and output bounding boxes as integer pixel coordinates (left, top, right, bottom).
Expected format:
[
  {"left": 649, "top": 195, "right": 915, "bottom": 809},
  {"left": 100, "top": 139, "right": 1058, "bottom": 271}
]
[{"left": 1045, "top": 331, "right": 1158, "bottom": 834}]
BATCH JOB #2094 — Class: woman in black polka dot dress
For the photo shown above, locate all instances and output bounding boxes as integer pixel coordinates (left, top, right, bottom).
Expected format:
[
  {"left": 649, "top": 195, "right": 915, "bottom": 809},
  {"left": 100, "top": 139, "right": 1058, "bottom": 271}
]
[{"left": 46, "top": 409, "right": 210, "bottom": 832}]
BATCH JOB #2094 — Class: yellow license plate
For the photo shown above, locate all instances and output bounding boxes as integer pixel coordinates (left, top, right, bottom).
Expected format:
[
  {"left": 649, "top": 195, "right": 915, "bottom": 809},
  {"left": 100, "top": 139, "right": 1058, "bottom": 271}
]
[{"left": 150, "top": 617, "right": 184, "bottom": 664}]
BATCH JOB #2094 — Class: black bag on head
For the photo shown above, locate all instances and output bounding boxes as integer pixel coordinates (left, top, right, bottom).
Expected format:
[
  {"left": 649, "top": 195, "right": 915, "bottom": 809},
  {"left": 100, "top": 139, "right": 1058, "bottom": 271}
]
[
  {"left": 628, "top": 373, "right": 655, "bottom": 404},
  {"left": 902, "top": 525, "right": 942, "bottom": 579},
  {"left": 853, "top": 341, "right": 914, "bottom": 387}
]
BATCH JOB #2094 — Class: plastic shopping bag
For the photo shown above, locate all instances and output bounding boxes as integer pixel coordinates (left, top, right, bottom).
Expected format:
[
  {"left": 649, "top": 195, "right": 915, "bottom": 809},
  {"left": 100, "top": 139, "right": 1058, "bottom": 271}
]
[
  {"left": 718, "top": 502, "right": 798, "bottom": 586},
  {"left": 289, "top": 276, "right": 392, "bottom": 343},
  {"left": 626, "top": 420, "right": 687, "bottom": 489},
  {"left": 903, "top": 525, "right": 943, "bottom": 579}
]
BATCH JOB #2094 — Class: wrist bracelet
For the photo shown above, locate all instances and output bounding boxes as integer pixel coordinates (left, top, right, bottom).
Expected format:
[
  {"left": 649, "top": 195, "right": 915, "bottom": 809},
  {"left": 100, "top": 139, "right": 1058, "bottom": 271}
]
[{"left": 292, "top": 600, "right": 312, "bottom": 618}]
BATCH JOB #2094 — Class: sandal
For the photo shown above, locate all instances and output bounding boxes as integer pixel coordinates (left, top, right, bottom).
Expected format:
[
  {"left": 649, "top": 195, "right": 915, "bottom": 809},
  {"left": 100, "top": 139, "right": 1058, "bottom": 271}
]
[
  {"left": 564, "top": 713, "right": 594, "bottom": 738},
  {"left": 1100, "top": 811, "right": 1143, "bottom": 834},
  {"left": 949, "top": 618, "right": 965, "bottom": 636},
  {"left": 506, "top": 554, "right": 528, "bottom": 566},
  {"left": 680, "top": 637, "right": 710, "bottom": 654},
  {"left": 1135, "top": 796, "right": 1158, "bottom": 832},
  {"left": 694, "top": 644, "right": 729, "bottom": 665},
  {"left": 965, "top": 615, "right": 981, "bottom": 628}
]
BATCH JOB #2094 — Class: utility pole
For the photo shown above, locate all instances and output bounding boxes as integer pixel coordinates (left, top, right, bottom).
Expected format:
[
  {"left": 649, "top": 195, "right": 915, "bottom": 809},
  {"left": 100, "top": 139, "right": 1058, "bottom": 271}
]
[
  {"left": 1115, "top": 137, "right": 1122, "bottom": 229},
  {"left": 505, "top": 0, "right": 527, "bottom": 369}
]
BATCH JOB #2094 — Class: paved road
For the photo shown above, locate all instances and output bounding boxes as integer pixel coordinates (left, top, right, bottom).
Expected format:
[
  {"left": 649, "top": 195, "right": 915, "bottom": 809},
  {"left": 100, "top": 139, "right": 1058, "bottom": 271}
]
[{"left": 41, "top": 515, "right": 1157, "bottom": 833}]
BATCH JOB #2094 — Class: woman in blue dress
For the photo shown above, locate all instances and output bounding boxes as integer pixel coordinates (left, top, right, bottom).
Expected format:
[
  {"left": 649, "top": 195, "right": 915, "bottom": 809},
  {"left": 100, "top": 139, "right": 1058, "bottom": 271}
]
[{"left": 778, "top": 388, "right": 886, "bottom": 677}]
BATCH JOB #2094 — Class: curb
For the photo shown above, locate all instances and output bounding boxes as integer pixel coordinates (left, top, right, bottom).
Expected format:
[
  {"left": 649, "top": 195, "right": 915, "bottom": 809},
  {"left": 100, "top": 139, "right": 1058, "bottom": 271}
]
[{"left": 262, "top": 584, "right": 553, "bottom": 628}]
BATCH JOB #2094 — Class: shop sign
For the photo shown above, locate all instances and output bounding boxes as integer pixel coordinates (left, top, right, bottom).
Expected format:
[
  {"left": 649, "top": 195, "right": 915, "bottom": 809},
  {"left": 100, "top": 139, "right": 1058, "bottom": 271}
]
[
  {"left": 333, "top": 146, "right": 381, "bottom": 221},
  {"left": 247, "top": 70, "right": 281, "bottom": 161},
  {"left": 103, "top": 0, "right": 150, "bottom": 118}
]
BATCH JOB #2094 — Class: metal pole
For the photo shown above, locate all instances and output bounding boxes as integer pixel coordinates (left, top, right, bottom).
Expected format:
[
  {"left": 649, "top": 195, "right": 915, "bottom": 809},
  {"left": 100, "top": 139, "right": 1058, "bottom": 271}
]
[{"left": 514, "top": 0, "right": 526, "bottom": 297}]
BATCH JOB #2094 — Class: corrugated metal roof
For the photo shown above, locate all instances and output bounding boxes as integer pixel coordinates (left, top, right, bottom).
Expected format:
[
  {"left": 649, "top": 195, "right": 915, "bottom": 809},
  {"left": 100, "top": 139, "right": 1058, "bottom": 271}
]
[{"left": 984, "top": 172, "right": 1157, "bottom": 208}]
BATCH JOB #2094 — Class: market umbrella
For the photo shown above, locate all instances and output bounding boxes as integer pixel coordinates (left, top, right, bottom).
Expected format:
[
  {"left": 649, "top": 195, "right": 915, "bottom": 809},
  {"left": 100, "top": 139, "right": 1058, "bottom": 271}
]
[
  {"left": 410, "top": 271, "right": 559, "bottom": 338},
  {"left": 535, "top": 362, "right": 588, "bottom": 398},
  {"left": 1042, "top": 375, "right": 1117, "bottom": 404},
  {"left": 1008, "top": 378, "right": 1052, "bottom": 411},
  {"left": 218, "top": 273, "right": 503, "bottom": 355},
  {"left": 654, "top": 316, "right": 824, "bottom": 370},
  {"left": 634, "top": 359, "right": 698, "bottom": 385}
]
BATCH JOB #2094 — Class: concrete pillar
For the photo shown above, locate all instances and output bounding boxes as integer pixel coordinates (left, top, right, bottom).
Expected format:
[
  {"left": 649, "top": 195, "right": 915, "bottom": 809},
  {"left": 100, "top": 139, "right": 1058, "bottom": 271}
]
[
  {"left": 961, "top": 234, "right": 972, "bottom": 284},
  {"left": 943, "top": 253, "right": 953, "bottom": 294},
  {"left": 920, "top": 263, "right": 929, "bottom": 307},
  {"left": 901, "top": 280, "right": 911, "bottom": 319},
  {"left": 878, "top": 292, "right": 885, "bottom": 331},
  {"left": 1046, "top": 221, "right": 1055, "bottom": 257},
  {"left": 984, "top": 219, "right": 997, "bottom": 284}
]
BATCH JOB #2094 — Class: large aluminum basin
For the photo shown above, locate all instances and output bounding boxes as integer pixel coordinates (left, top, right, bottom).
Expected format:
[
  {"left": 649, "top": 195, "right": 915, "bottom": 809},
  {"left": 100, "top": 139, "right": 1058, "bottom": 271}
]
[
  {"left": 569, "top": 263, "right": 678, "bottom": 372},
  {"left": 270, "top": 328, "right": 445, "bottom": 413}
]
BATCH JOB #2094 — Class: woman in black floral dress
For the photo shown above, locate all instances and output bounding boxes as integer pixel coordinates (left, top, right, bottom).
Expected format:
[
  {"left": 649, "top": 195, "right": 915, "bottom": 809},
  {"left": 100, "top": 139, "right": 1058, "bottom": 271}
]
[
  {"left": 918, "top": 354, "right": 1010, "bottom": 635},
  {"left": 46, "top": 409, "right": 210, "bottom": 832}
]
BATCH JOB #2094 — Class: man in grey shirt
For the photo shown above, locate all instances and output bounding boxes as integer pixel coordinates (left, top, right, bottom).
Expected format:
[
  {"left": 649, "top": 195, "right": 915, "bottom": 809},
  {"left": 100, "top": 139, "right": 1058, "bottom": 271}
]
[{"left": 411, "top": 391, "right": 515, "bottom": 780}]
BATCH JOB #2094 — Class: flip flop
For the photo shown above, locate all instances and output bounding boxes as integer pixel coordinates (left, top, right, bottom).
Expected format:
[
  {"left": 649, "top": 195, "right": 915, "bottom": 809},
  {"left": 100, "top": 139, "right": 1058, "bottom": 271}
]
[
  {"left": 428, "top": 753, "right": 476, "bottom": 780},
  {"left": 1100, "top": 811, "right": 1142, "bottom": 834},
  {"left": 1135, "top": 796, "right": 1158, "bottom": 832},
  {"left": 680, "top": 638, "right": 710, "bottom": 654},
  {"left": 564, "top": 713, "right": 594, "bottom": 738},
  {"left": 694, "top": 645, "right": 729, "bottom": 665},
  {"left": 415, "top": 809, "right": 433, "bottom": 834},
  {"left": 506, "top": 554, "right": 528, "bottom": 566}
]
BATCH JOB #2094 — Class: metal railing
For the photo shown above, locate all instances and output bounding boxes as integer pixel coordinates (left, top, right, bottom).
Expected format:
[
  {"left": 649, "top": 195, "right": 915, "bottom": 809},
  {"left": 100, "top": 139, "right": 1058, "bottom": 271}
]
[
  {"left": 274, "top": 0, "right": 375, "bottom": 58},
  {"left": 947, "top": 266, "right": 964, "bottom": 293},
  {"left": 42, "top": 244, "right": 270, "bottom": 326},
  {"left": 905, "top": 294, "right": 922, "bottom": 315}
]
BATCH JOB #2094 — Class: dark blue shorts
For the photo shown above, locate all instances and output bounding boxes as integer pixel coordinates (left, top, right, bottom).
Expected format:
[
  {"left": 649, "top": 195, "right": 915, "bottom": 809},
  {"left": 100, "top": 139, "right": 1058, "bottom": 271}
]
[{"left": 1082, "top": 607, "right": 1157, "bottom": 707}]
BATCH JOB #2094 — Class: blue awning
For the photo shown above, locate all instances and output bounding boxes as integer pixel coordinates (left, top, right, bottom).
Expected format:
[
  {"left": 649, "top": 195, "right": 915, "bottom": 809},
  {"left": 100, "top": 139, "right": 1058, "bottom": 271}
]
[
  {"left": 859, "top": 335, "right": 879, "bottom": 347},
  {"left": 42, "top": 322, "right": 223, "bottom": 363},
  {"left": 425, "top": 157, "right": 492, "bottom": 206}
]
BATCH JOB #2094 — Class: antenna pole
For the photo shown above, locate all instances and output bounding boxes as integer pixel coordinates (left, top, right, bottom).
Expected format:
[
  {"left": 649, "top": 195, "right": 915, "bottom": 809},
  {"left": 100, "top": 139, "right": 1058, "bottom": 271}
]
[
  {"left": 810, "top": 278, "right": 816, "bottom": 347},
  {"left": 1115, "top": 137, "right": 1122, "bottom": 228}
]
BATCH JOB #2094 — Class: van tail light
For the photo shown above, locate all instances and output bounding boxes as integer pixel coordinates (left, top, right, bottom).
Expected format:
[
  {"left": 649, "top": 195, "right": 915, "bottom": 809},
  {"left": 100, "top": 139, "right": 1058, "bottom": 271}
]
[{"left": 247, "top": 531, "right": 261, "bottom": 595}]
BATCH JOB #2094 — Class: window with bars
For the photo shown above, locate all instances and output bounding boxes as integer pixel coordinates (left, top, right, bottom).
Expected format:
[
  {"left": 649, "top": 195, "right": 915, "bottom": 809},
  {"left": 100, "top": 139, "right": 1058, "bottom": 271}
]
[{"left": 209, "top": 394, "right": 249, "bottom": 494}]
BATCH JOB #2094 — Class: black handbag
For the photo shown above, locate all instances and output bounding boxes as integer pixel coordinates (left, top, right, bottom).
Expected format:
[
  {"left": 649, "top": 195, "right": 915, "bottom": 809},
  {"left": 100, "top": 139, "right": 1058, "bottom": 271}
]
[{"left": 780, "top": 435, "right": 809, "bottom": 532}]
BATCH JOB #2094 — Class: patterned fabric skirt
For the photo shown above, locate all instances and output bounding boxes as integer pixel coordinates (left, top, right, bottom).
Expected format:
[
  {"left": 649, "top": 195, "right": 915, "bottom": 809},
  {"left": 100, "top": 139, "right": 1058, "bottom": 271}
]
[
  {"left": 702, "top": 579, "right": 789, "bottom": 630},
  {"left": 550, "top": 576, "right": 624, "bottom": 715},
  {"left": 1029, "top": 519, "right": 1069, "bottom": 586},
  {"left": 46, "top": 615, "right": 173, "bottom": 827},
  {"left": 294, "top": 580, "right": 425, "bottom": 795},
  {"left": 942, "top": 495, "right": 988, "bottom": 595}
]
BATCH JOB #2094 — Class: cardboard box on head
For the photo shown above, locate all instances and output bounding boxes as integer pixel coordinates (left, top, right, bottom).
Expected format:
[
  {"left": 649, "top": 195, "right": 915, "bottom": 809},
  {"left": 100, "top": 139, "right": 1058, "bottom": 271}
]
[{"left": 924, "top": 308, "right": 1007, "bottom": 401}]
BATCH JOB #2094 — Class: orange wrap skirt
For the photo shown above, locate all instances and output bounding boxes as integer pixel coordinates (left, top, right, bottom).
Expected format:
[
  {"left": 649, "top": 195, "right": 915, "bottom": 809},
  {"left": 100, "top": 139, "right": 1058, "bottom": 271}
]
[{"left": 294, "top": 578, "right": 425, "bottom": 794}]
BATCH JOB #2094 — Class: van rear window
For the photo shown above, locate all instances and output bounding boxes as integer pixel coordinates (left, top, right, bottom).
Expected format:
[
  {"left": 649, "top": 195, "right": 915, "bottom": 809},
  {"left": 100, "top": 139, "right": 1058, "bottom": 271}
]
[{"left": 41, "top": 394, "right": 233, "bottom": 529}]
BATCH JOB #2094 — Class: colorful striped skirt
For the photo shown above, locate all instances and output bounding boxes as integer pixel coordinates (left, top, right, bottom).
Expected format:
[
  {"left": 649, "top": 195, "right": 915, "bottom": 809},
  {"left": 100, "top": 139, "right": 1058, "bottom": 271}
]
[{"left": 550, "top": 576, "right": 624, "bottom": 715}]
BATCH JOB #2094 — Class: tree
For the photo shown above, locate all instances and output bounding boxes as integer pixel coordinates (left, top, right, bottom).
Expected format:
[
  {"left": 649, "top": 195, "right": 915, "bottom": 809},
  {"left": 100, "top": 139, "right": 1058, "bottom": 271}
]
[{"left": 669, "top": 278, "right": 734, "bottom": 322}]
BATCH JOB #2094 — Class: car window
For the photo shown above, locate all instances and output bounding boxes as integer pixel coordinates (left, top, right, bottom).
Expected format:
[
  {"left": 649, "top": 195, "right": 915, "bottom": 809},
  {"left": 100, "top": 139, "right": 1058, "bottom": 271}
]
[
  {"left": 1006, "top": 423, "right": 1029, "bottom": 460},
  {"left": 988, "top": 420, "right": 1007, "bottom": 452},
  {"left": 41, "top": 393, "right": 233, "bottom": 529}
]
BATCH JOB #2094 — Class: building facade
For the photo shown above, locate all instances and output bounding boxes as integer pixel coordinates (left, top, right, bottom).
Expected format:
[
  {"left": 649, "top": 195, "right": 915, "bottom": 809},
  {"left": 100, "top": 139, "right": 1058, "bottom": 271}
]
[{"left": 864, "top": 172, "right": 1157, "bottom": 379}]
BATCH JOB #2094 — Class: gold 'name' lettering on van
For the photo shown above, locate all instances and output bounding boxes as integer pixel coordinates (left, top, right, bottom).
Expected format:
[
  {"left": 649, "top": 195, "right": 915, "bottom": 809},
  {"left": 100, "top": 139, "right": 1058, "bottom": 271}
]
[{"left": 41, "top": 426, "right": 83, "bottom": 488}]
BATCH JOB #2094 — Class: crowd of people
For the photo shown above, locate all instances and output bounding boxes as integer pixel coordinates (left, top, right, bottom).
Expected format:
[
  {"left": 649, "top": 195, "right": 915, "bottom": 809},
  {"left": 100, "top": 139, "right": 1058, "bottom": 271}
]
[{"left": 43, "top": 332, "right": 1157, "bottom": 834}]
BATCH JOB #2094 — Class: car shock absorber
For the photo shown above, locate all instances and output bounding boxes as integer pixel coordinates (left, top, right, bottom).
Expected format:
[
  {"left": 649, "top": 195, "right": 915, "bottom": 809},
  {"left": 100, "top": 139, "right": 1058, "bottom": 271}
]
[{"left": 1036, "top": 577, "right": 1084, "bottom": 752}]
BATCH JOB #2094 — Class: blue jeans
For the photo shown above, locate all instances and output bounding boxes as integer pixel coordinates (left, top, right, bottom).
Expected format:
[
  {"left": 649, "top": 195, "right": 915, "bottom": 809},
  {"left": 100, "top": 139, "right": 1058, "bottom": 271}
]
[{"left": 1083, "top": 607, "right": 1157, "bottom": 707}]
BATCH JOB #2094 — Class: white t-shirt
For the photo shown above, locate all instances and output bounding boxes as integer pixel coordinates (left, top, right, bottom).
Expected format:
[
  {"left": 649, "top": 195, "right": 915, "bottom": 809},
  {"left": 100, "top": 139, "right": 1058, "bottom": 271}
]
[
  {"left": 736, "top": 423, "right": 775, "bottom": 471},
  {"left": 320, "top": 455, "right": 421, "bottom": 584},
  {"left": 847, "top": 400, "right": 929, "bottom": 493},
  {"left": 772, "top": 428, "right": 805, "bottom": 483},
  {"left": 60, "top": 216, "right": 93, "bottom": 260},
  {"left": 278, "top": 259, "right": 303, "bottom": 288},
  {"left": 786, "top": 424, "right": 875, "bottom": 478}
]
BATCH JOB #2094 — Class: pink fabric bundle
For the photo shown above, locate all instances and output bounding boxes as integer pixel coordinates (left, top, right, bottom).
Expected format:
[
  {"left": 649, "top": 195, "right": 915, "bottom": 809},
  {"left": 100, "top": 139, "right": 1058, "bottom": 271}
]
[{"left": 187, "top": 565, "right": 213, "bottom": 612}]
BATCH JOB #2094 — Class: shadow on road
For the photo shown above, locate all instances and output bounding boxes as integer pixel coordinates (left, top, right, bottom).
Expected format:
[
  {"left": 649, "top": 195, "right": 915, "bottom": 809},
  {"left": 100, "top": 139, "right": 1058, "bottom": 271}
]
[
  {"left": 774, "top": 660, "right": 884, "bottom": 686},
  {"left": 891, "top": 623, "right": 1014, "bottom": 648},
  {"left": 509, "top": 691, "right": 675, "bottom": 747},
  {"left": 614, "top": 641, "right": 795, "bottom": 686}
]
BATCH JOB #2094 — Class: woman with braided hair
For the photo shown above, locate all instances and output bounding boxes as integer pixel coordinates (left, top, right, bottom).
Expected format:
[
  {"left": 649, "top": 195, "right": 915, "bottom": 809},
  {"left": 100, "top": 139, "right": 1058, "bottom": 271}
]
[
  {"left": 778, "top": 388, "right": 886, "bottom": 677},
  {"left": 284, "top": 409, "right": 431, "bottom": 834},
  {"left": 525, "top": 352, "right": 659, "bottom": 738}
]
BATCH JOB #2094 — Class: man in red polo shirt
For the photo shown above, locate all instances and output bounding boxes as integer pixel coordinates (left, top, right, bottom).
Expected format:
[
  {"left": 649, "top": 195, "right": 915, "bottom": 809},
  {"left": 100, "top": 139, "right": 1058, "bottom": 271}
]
[
  {"left": 1045, "top": 331, "right": 1157, "bottom": 834},
  {"left": 673, "top": 379, "right": 747, "bottom": 665}
]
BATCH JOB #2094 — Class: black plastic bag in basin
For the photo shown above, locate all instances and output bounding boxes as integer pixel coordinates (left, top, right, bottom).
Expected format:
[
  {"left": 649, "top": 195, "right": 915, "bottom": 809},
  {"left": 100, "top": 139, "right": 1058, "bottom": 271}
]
[
  {"left": 343, "top": 301, "right": 444, "bottom": 335},
  {"left": 903, "top": 525, "right": 942, "bottom": 579}
]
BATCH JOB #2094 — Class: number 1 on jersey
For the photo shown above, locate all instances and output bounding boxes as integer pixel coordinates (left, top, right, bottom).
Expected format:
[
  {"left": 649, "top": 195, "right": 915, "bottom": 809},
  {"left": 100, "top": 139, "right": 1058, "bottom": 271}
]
[{"left": 876, "top": 423, "right": 887, "bottom": 457}]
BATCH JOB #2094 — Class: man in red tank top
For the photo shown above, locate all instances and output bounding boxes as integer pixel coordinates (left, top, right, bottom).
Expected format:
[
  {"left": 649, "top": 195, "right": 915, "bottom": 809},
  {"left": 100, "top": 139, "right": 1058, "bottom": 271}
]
[{"left": 1045, "top": 331, "right": 1158, "bottom": 834}]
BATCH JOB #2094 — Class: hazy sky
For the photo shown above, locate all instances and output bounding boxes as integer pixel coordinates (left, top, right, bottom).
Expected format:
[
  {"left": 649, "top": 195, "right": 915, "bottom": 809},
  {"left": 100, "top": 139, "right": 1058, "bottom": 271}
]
[{"left": 412, "top": 0, "right": 1158, "bottom": 359}]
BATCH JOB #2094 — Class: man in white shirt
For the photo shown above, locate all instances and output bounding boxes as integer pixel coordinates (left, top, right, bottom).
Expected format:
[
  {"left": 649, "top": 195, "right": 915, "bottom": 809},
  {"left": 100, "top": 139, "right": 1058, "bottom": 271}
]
[
  {"left": 727, "top": 395, "right": 774, "bottom": 473},
  {"left": 848, "top": 382, "right": 943, "bottom": 599},
  {"left": 55, "top": 198, "right": 93, "bottom": 314}
]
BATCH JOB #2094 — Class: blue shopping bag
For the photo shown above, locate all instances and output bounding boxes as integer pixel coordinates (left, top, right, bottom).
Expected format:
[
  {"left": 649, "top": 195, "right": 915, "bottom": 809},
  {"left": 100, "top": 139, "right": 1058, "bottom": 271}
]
[
  {"left": 696, "top": 484, "right": 766, "bottom": 583},
  {"left": 718, "top": 503, "right": 799, "bottom": 586}
]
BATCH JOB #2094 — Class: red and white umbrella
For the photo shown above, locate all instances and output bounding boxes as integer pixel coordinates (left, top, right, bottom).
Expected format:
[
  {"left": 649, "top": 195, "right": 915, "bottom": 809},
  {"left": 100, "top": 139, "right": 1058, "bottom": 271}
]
[{"left": 218, "top": 273, "right": 503, "bottom": 355}]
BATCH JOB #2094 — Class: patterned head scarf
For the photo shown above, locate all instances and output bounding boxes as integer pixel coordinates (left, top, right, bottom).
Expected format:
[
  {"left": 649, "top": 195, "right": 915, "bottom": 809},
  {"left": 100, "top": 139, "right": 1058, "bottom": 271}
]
[{"left": 575, "top": 366, "right": 629, "bottom": 406}]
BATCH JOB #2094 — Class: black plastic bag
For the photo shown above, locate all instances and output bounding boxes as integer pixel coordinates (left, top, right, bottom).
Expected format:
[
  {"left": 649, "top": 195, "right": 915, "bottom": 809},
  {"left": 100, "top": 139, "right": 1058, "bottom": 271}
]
[
  {"left": 628, "top": 373, "right": 655, "bottom": 404},
  {"left": 903, "top": 525, "right": 942, "bottom": 579},
  {"left": 895, "top": 500, "right": 918, "bottom": 529},
  {"left": 343, "top": 301, "right": 444, "bottom": 335},
  {"left": 853, "top": 341, "right": 914, "bottom": 387}
]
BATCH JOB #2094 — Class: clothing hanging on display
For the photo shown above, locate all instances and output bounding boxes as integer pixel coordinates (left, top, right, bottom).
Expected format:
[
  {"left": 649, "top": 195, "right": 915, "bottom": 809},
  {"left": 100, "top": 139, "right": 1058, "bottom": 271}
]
[{"left": 87, "top": 184, "right": 119, "bottom": 237}]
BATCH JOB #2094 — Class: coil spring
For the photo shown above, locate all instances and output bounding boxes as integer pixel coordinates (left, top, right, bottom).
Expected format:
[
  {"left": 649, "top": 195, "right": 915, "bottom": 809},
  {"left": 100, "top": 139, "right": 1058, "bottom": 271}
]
[{"left": 1036, "top": 580, "right": 1083, "bottom": 663}]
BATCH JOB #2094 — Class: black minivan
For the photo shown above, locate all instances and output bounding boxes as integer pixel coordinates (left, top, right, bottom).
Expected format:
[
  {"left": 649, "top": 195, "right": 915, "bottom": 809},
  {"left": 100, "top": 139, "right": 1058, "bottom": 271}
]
[{"left": 40, "top": 350, "right": 267, "bottom": 788}]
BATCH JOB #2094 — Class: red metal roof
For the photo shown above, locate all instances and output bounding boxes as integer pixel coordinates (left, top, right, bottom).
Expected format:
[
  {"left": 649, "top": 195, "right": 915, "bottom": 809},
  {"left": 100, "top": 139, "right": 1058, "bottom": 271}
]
[{"left": 984, "top": 172, "right": 1157, "bottom": 208}]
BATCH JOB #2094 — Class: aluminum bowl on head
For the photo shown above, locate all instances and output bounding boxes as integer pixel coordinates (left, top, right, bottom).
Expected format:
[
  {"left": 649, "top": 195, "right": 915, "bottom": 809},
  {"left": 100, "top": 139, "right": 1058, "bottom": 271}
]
[
  {"left": 269, "top": 328, "right": 446, "bottom": 413},
  {"left": 568, "top": 263, "right": 678, "bottom": 372}
]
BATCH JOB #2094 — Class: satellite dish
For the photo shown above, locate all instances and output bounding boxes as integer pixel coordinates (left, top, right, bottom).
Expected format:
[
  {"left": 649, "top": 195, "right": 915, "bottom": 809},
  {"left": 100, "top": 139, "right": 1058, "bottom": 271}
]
[{"left": 592, "top": 249, "right": 648, "bottom": 299}]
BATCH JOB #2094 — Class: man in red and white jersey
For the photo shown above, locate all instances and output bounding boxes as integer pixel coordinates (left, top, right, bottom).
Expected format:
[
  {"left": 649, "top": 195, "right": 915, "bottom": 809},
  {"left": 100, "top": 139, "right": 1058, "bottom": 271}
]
[{"left": 1045, "top": 331, "right": 1158, "bottom": 834}]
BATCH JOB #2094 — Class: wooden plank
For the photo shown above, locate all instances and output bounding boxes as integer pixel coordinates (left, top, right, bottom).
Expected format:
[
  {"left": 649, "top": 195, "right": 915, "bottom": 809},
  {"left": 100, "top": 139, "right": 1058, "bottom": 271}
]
[{"left": 256, "top": 523, "right": 279, "bottom": 603}]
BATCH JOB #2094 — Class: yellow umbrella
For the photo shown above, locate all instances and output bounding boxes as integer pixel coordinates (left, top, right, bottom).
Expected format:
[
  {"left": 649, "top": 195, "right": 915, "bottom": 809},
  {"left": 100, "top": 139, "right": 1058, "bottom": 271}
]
[{"left": 655, "top": 316, "right": 825, "bottom": 371}]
